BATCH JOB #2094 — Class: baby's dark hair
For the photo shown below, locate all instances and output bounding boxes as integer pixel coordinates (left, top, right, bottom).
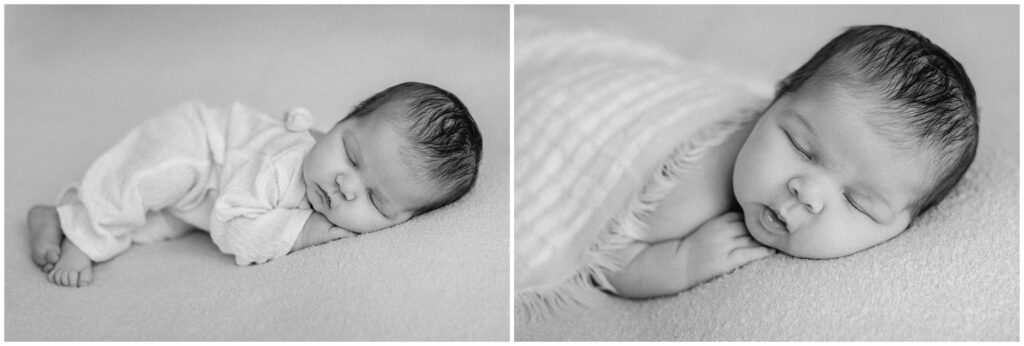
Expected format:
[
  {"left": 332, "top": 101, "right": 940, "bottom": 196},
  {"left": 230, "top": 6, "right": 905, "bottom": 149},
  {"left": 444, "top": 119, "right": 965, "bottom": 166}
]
[
  {"left": 347, "top": 81, "right": 483, "bottom": 215},
  {"left": 775, "top": 25, "right": 978, "bottom": 218}
]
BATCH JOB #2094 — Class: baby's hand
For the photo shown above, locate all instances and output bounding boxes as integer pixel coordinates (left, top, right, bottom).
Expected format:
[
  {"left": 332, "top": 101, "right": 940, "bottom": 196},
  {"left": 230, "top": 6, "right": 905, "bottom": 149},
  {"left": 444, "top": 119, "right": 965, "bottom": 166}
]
[
  {"left": 681, "top": 212, "right": 775, "bottom": 286},
  {"left": 327, "top": 226, "right": 358, "bottom": 240},
  {"left": 291, "top": 212, "right": 357, "bottom": 253}
]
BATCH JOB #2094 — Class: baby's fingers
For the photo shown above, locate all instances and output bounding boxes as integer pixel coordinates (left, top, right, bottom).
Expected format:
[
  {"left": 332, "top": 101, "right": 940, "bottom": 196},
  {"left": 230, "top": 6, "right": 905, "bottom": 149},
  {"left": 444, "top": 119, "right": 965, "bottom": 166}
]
[
  {"left": 329, "top": 227, "right": 358, "bottom": 240},
  {"left": 731, "top": 233, "right": 763, "bottom": 248},
  {"left": 729, "top": 245, "right": 776, "bottom": 265}
]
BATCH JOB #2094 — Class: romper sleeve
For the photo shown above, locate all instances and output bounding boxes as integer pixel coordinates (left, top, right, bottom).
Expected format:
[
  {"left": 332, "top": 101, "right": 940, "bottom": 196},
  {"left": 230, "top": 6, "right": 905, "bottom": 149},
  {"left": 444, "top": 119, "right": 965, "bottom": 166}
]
[{"left": 210, "top": 146, "right": 312, "bottom": 266}]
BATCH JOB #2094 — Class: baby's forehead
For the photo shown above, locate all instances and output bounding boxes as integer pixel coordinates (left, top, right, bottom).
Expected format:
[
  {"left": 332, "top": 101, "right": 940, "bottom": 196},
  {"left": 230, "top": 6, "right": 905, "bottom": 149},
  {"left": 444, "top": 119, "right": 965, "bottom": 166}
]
[
  {"left": 861, "top": 125, "right": 944, "bottom": 214},
  {"left": 849, "top": 100, "right": 950, "bottom": 200},
  {"left": 805, "top": 77, "right": 931, "bottom": 149},
  {"left": 350, "top": 122, "right": 445, "bottom": 213}
]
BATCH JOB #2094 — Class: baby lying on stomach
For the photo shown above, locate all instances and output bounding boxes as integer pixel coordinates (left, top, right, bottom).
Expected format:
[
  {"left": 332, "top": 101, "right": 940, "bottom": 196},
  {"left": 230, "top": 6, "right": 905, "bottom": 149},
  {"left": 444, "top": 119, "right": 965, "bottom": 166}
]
[
  {"left": 604, "top": 25, "right": 978, "bottom": 298},
  {"left": 28, "top": 81, "right": 483, "bottom": 287}
]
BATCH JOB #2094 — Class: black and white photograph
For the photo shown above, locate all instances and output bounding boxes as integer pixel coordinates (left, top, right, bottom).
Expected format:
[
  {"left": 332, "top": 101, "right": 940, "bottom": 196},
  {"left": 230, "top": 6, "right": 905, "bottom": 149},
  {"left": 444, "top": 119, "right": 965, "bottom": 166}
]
[
  {"left": 5, "top": 2, "right": 1021, "bottom": 344},
  {"left": 514, "top": 5, "right": 1018, "bottom": 341},
  {"left": 6, "top": 5, "right": 509, "bottom": 341}
]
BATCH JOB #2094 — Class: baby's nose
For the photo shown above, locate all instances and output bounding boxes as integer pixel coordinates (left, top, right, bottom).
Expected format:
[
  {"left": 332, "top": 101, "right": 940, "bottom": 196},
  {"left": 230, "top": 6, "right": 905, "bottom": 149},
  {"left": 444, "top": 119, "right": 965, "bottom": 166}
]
[
  {"left": 339, "top": 188, "right": 355, "bottom": 202},
  {"left": 787, "top": 177, "right": 824, "bottom": 214},
  {"left": 336, "top": 175, "right": 359, "bottom": 202}
]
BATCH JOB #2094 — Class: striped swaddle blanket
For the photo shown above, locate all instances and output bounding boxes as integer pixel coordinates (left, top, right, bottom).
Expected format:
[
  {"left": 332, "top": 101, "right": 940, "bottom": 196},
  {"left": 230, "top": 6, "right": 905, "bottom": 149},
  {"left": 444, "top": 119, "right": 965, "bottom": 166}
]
[{"left": 514, "top": 19, "right": 768, "bottom": 320}]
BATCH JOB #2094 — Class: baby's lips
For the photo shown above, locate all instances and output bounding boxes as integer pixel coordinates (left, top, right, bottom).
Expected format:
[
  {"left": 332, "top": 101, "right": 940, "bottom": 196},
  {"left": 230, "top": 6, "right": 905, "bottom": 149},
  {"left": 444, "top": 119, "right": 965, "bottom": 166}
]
[{"left": 769, "top": 206, "right": 790, "bottom": 229}]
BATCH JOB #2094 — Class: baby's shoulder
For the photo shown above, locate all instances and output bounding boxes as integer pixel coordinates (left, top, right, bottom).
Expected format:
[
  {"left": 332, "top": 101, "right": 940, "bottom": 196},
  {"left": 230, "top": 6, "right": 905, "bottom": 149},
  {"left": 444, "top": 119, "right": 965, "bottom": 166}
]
[{"left": 643, "top": 124, "right": 751, "bottom": 237}]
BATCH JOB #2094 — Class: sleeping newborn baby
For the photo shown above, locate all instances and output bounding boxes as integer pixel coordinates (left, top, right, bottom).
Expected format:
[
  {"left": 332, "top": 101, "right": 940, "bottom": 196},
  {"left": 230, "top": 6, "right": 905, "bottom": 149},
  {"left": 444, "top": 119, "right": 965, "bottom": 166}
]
[
  {"left": 603, "top": 25, "right": 978, "bottom": 298},
  {"left": 28, "top": 81, "right": 483, "bottom": 287}
]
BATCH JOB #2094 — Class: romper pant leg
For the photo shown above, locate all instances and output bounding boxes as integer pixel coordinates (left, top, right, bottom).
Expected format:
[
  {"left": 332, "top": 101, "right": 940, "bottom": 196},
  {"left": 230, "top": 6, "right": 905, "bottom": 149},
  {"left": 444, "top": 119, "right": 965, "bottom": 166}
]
[
  {"left": 56, "top": 102, "right": 219, "bottom": 263},
  {"left": 58, "top": 188, "right": 196, "bottom": 246}
]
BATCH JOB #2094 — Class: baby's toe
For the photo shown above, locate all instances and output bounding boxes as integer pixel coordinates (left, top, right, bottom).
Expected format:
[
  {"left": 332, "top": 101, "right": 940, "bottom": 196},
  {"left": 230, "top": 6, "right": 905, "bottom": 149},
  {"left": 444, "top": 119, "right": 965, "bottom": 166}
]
[
  {"left": 59, "top": 271, "right": 71, "bottom": 287},
  {"left": 31, "top": 246, "right": 60, "bottom": 269},
  {"left": 79, "top": 268, "right": 93, "bottom": 287},
  {"left": 45, "top": 249, "right": 60, "bottom": 264},
  {"left": 68, "top": 271, "right": 79, "bottom": 287},
  {"left": 30, "top": 251, "right": 46, "bottom": 267},
  {"left": 42, "top": 263, "right": 54, "bottom": 273},
  {"left": 50, "top": 270, "right": 62, "bottom": 286}
]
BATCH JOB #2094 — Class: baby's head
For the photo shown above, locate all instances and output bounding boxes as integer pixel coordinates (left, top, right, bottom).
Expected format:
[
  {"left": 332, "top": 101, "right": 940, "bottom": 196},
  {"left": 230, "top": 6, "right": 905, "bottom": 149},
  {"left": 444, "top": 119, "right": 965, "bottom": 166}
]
[
  {"left": 733, "top": 25, "right": 978, "bottom": 259},
  {"left": 302, "top": 82, "right": 483, "bottom": 233}
]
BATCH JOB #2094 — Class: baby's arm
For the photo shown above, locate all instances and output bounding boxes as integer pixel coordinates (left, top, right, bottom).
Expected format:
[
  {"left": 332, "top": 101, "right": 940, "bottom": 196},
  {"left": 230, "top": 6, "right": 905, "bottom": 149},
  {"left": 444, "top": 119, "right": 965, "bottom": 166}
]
[
  {"left": 290, "top": 211, "right": 357, "bottom": 253},
  {"left": 605, "top": 212, "right": 774, "bottom": 298}
]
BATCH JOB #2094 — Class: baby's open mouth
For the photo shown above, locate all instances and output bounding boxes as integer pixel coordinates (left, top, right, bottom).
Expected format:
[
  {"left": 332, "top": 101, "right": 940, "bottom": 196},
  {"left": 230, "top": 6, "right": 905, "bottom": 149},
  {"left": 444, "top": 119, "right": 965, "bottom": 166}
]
[{"left": 761, "top": 205, "right": 789, "bottom": 233}]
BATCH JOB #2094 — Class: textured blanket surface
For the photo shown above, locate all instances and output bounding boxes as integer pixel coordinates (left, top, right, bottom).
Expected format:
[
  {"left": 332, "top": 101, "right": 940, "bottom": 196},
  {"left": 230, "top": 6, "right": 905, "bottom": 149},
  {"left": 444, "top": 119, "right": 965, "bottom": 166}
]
[
  {"left": 514, "top": 19, "right": 766, "bottom": 320},
  {"left": 515, "top": 6, "right": 1018, "bottom": 341},
  {"left": 6, "top": 6, "right": 509, "bottom": 341}
]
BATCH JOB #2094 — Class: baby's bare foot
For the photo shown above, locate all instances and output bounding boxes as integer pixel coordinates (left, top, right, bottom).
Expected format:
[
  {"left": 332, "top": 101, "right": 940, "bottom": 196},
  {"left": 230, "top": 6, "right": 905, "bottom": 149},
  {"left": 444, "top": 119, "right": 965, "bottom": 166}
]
[
  {"left": 28, "top": 205, "right": 63, "bottom": 272},
  {"left": 47, "top": 238, "right": 93, "bottom": 287}
]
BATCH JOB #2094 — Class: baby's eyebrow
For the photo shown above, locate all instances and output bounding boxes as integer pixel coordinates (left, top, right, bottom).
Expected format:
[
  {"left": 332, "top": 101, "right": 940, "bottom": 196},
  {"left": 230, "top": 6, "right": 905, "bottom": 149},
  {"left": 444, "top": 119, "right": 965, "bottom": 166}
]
[
  {"left": 342, "top": 136, "right": 353, "bottom": 161},
  {"left": 858, "top": 185, "right": 896, "bottom": 223},
  {"left": 786, "top": 108, "right": 818, "bottom": 137},
  {"left": 346, "top": 132, "right": 363, "bottom": 164}
]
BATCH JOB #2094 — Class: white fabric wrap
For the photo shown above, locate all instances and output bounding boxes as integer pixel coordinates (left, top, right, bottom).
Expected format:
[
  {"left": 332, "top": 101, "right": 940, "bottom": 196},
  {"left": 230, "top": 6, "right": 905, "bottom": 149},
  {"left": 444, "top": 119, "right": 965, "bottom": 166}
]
[
  {"left": 209, "top": 103, "right": 316, "bottom": 266},
  {"left": 514, "top": 19, "right": 769, "bottom": 321},
  {"left": 55, "top": 101, "right": 319, "bottom": 267}
]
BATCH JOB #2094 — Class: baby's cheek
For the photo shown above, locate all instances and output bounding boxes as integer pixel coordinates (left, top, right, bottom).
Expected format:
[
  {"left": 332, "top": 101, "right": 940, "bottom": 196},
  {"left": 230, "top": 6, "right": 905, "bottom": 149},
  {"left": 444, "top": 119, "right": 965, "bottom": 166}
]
[
  {"left": 342, "top": 212, "right": 385, "bottom": 233},
  {"left": 792, "top": 222, "right": 860, "bottom": 259},
  {"left": 732, "top": 168, "right": 758, "bottom": 201}
]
